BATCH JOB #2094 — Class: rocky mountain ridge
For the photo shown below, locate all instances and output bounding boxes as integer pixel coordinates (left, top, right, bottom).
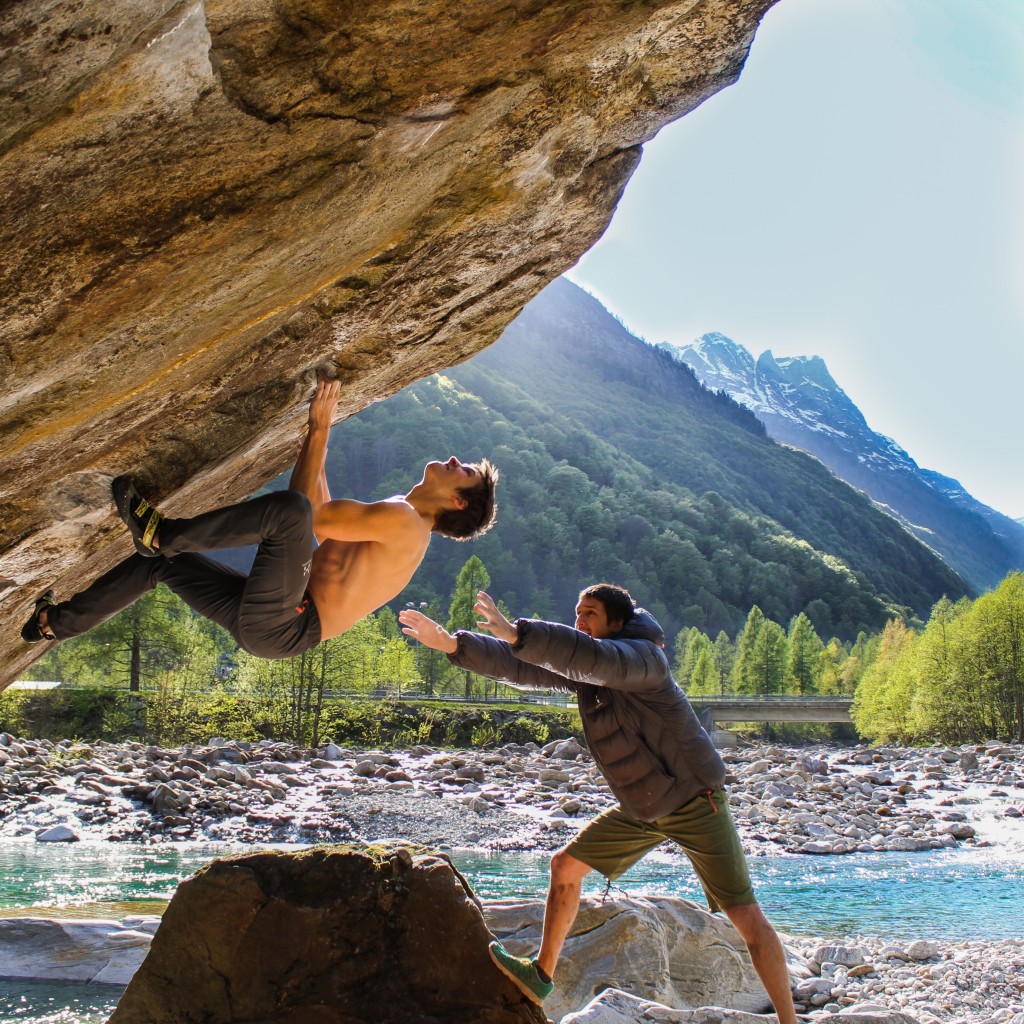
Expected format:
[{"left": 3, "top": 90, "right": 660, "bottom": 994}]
[{"left": 663, "top": 333, "right": 1024, "bottom": 591}]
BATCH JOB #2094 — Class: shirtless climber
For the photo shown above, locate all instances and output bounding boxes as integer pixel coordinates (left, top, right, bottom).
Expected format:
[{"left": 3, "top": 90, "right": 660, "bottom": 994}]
[{"left": 21, "top": 374, "right": 498, "bottom": 659}]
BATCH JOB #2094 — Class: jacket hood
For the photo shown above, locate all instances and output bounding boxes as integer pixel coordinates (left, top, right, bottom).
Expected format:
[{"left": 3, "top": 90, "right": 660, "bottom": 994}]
[{"left": 612, "top": 608, "right": 665, "bottom": 647}]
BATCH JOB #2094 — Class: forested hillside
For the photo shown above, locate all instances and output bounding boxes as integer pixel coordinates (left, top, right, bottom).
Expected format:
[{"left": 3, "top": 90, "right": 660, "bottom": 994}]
[{"left": 310, "top": 279, "right": 969, "bottom": 641}]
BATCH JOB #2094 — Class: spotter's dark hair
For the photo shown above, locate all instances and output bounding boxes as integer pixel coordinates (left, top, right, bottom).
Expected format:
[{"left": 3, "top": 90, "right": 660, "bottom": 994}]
[{"left": 578, "top": 583, "right": 635, "bottom": 627}]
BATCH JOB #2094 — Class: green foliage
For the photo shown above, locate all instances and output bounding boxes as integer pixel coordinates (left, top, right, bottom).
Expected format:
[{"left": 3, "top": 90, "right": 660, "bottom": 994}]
[
  {"left": 0, "top": 689, "right": 578, "bottom": 749},
  {"left": 13, "top": 572, "right": 1024, "bottom": 748},
  {"left": 732, "top": 606, "right": 766, "bottom": 693},
  {"left": 852, "top": 575, "right": 1024, "bottom": 743},
  {"left": 852, "top": 620, "right": 923, "bottom": 743},
  {"left": 673, "top": 607, "right": 842, "bottom": 702},
  {"left": 0, "top": 688, "right": 126, "bottom": 740},
  {"left": 307, "top": 700, "right": 576, "bottom": 749},
  {"left": 235, "top": 615, "right": 420, "bottom": 745},
  {"left": 787, "top": 613, "right": 824, "bottom": 695},
  {"left": 447, "top": 556, "right": 491, "bottom": 632},
  {"left": 24, "top": 587, "right": 224, "bottom": 692}
]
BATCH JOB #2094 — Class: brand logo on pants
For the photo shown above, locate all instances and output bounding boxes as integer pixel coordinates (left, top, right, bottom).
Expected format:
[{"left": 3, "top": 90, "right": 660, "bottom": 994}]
[{"left": 301, "top": 559, "right": 312, "bottom": 579}]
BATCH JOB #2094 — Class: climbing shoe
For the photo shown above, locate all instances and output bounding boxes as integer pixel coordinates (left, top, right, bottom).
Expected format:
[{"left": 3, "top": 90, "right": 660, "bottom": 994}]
[
  {"left": 488, "top": 940, "right": 553, "bottom": 1005},
  {"left": 112, "top": 475, "right": 163, "bottom": 556},
  {"left": 21, "top": 590, "right": 57, "bottom": 643}
]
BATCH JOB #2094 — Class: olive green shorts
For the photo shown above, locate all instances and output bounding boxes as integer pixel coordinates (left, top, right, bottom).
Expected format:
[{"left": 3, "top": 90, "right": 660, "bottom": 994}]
[{"left": 565, "top": 789, "right": 756, "bottom": 912}]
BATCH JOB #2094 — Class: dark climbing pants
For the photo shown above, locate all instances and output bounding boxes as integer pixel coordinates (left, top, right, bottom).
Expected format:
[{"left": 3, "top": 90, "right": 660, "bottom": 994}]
[{"left": 48, "top": 491, "right": 322, "bottom": 659}]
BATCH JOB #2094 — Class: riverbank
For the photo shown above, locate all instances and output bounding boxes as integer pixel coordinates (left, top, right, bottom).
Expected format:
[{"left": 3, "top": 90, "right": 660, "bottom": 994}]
[
  {"left": 2, "top": 733, "right": 1022, "bottom": 852},
  {"left": 1, "top": 734, "right": 1022, "bottom": 1023}
]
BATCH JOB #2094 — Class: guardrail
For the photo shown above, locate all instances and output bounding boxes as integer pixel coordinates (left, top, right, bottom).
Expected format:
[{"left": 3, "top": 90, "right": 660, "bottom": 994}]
[
  {"left": 692, "top": 695, "right": 854, "bottom": 725},
  {"left": 11, "top": 683, "right": 852, "bottom": 708},
  {"left": 694, "top": 695, "right": 853, "bottom": 705},
  {"left": 11, "top": 683, "right": 577, "bottom": 708}
]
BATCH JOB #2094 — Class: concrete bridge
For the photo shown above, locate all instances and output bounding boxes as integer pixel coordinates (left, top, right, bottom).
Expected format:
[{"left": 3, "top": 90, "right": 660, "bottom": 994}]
[{"left": 692, "top": 695, "right": 853, "bottom": 732}]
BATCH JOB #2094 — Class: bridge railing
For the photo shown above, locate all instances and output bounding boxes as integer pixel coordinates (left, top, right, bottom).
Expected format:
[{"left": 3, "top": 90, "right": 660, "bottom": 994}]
[{"left": 693, "top": 695, "right": 853, "bottom": 704}]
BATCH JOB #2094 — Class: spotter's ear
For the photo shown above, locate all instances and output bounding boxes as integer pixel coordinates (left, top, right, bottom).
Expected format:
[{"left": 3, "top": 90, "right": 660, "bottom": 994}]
[{"left": 451, "top": 493, "right": 469, "bottom": 510}]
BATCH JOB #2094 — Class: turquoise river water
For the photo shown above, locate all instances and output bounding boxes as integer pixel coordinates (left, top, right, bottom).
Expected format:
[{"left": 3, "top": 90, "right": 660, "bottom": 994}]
[{"left": 1, "top": 840, "right": 1022, "bottom": 1022}]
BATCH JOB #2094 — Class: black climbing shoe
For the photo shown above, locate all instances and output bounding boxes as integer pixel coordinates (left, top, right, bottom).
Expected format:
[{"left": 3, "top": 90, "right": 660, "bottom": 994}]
[
  {"left": 112, "top": 475, "right": 163, "bottom": 557},
  {"left": 21, "top": 590, "right": 57, "bottom": 643}
]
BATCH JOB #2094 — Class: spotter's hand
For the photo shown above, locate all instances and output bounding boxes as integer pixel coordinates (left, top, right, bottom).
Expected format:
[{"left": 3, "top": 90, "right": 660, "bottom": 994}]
[
  {"left": 473, "top": 591, "right": 518, "bottom": 644},
  {"left": 399, "top": 608, "right": 458, "bottom": 654}
]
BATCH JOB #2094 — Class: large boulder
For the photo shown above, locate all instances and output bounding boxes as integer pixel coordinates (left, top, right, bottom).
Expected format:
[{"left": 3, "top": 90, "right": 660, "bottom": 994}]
[
  {"left": 107, "top": 843, "right": 545, "bottom": 1023},
  {"left": 1, "top": 0, "right": 776, "bottom": 687},
  {"left": 484, "top": 895, "right": 771, "bottom": 1023}
]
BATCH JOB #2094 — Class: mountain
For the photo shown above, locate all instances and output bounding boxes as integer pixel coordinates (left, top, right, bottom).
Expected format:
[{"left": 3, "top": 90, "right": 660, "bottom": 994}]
[
  {"left": 662, "top": 334, "right": 1024, "bottom": 592},
  {"left": 280, "top": 278, "right": 969, "bottom": 642}
]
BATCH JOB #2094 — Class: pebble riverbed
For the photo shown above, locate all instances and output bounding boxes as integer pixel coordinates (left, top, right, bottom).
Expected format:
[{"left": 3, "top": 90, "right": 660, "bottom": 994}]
[{"left": 1, "top": 732, "right": 1022, "bottom": 1023}]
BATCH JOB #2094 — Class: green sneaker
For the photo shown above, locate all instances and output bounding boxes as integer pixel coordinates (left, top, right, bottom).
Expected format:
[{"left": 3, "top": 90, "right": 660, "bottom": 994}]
[{"left": 488, "top": 940, "right": 553, "bottom": 1005}]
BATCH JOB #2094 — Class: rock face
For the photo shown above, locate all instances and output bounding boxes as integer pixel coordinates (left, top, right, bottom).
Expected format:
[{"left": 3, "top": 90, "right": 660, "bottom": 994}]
[
  {"left": 485, "top": 894, "right": 771, "bottom": 1023},
  {"left": 0, "top": 0, "right": 775, "bottom": 687},
  {"left": 108, "top": 843, "right": 546, "bottom": 1023}
]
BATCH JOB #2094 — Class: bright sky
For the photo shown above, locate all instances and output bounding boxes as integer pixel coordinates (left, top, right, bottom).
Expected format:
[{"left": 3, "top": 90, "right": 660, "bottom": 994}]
[{"left": 567, "top": 0, "right": 1024, "bottom": 520}]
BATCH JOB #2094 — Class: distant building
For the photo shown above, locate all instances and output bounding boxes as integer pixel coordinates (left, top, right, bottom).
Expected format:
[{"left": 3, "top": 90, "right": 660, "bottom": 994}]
[{"left": 215, "top": 654, "right": 237, "bottom": 679}]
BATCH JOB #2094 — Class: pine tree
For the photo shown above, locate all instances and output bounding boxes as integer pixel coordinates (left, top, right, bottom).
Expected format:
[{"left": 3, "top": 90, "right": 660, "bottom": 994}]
[
  {"left": 674, "top": 627, "right": 711, "bottom": 687},
  {"left": 412, "top": 598, "right": 449, "bottom": 696},
  {"left": 818, "top": 638, "right": 847, "bottom": 694},
  {"left": 447, "top": 555, "right": 492, "bottom": 698},
  {"left": 959, "top": 577, "right": 1023, "bottom": 740},
  {"left": 732, "top": 606, "right": 765, "bottom": 693},
  {"left": 786, "top": 612, "right": 823, "bottom": 694},
  {"left": 749, "top": 620, "right": 786, "bottom": 695},
  {"left": 447, "top": 556, "right": 492, "bottom": 633},
  {"left": 688, "top": 646, "right": 719, "bottom": 695},
  {"left": 712, "top": 631, "right": 735, "bottom": 695}
]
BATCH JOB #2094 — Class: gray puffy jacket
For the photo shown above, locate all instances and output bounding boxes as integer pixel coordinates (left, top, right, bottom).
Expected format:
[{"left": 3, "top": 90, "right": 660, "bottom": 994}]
[{"left": 450, "top": 610, "right": 726, "bottom": 822}]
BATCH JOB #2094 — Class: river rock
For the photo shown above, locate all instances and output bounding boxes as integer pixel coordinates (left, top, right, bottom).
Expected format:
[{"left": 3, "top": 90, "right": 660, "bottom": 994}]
[
  {"left": 544, "top": 737, "right": 587, "bottom": 761},
  {"left": 484, "top": 895, "right": 771, "bottom": 1023},
  {"left": 35, "top": 823, "right": 79, "bottom": 842},
  {"left": 561, "top": 988, "right": 923, "bottom": 1024},
  {"left": 108, "top": 844, "right": 545, "bottom": 1024},
  {"left": 0, "top": 916, "right": 158, "bottom": 985},
  {"left": 811, "top": 944, "right": 868, "bottom": 969},
  {"left": 905, "top": 940, "right": 940, "bottom": 961},
  {"left": 560, "top": 988, "right": 769, "bottom": 1023}
]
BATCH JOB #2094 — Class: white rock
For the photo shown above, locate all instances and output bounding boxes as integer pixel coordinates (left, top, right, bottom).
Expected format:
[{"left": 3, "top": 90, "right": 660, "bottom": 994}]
[
  {"left": 0, "top": 917, "right": 158, "bottom": 985},
  {"left": 812, "top": 945, "right": 868, "bottom": 969},
  {"left": 485, "top": 895, "right": 770, "bottom": 1023},
  {"left": 560, "top": 987, "right": 769, "bottom": 1024},
  {"left": 36, "top": 824, "right": 79, "bottom": 842}
]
